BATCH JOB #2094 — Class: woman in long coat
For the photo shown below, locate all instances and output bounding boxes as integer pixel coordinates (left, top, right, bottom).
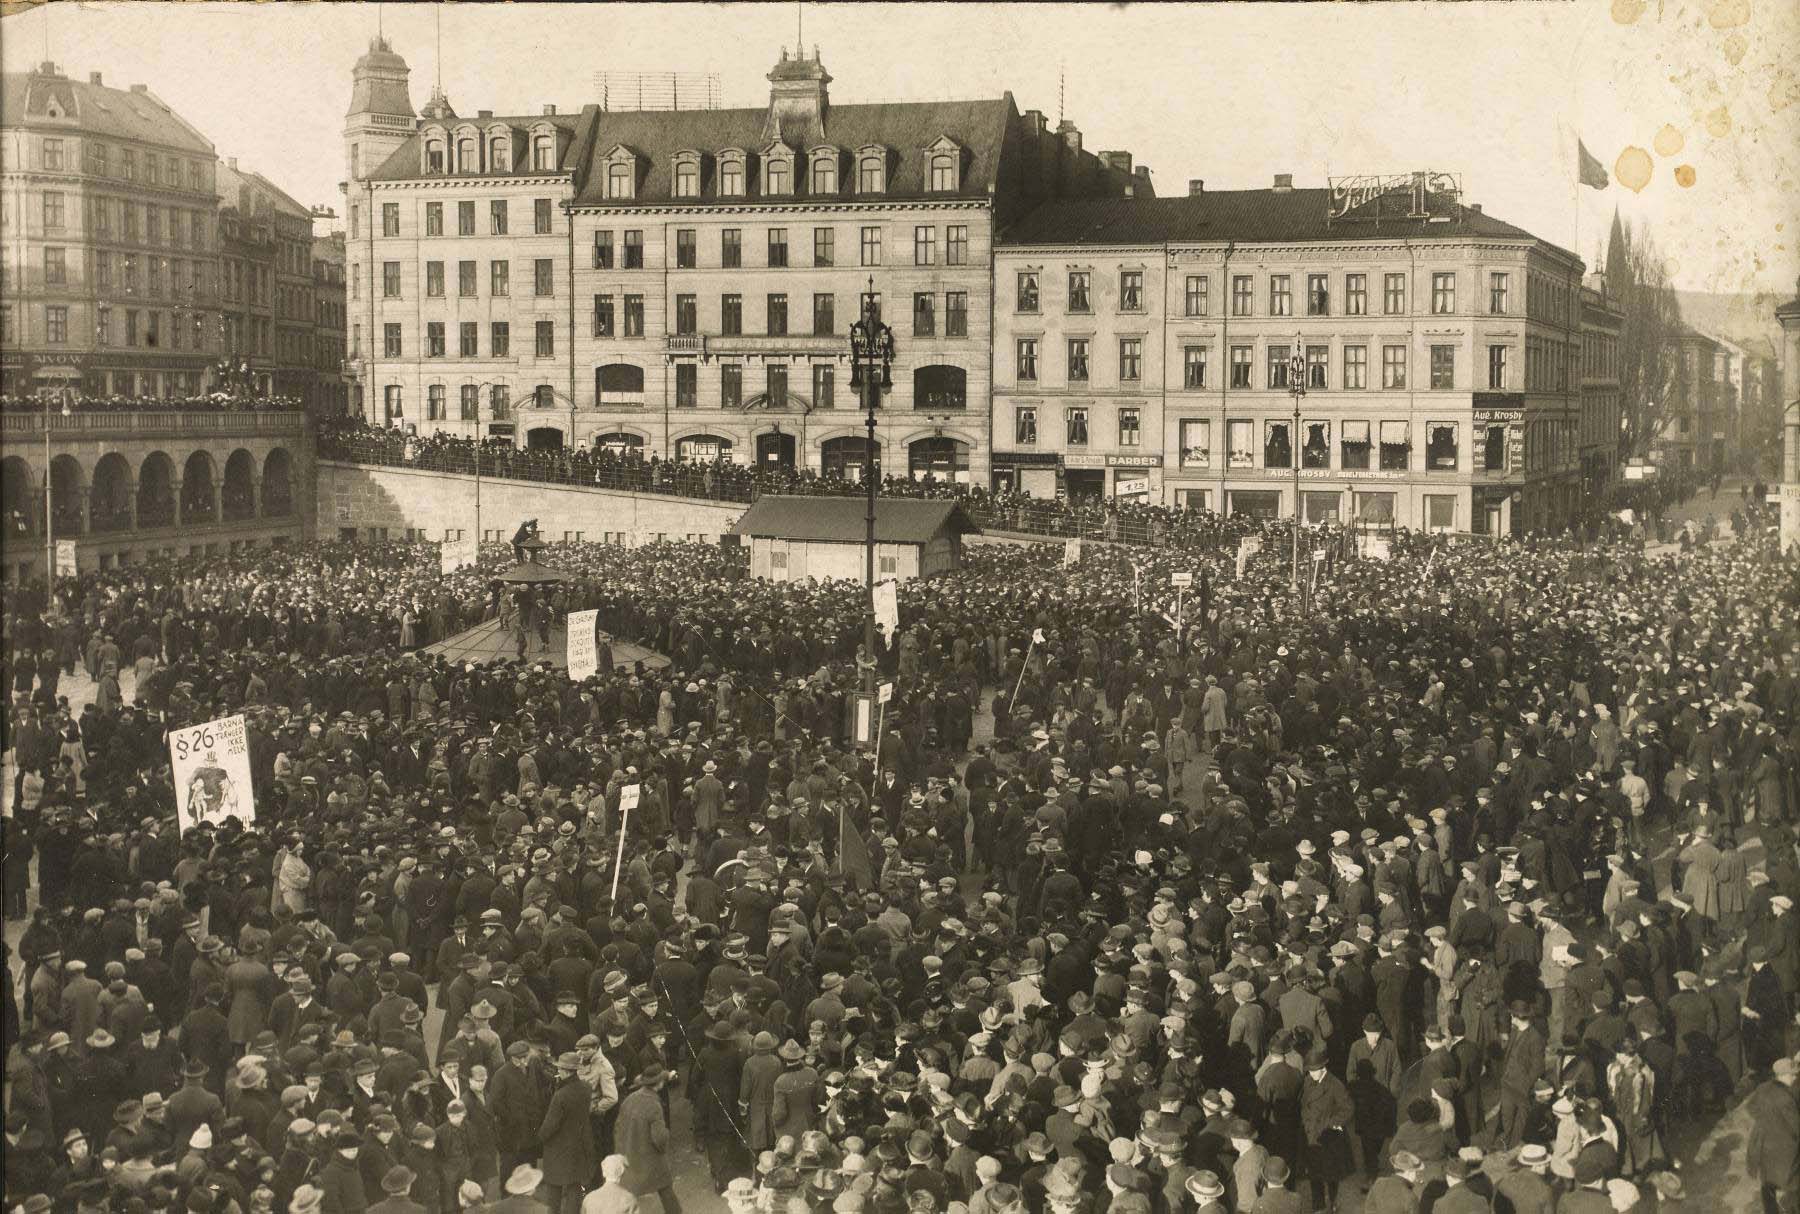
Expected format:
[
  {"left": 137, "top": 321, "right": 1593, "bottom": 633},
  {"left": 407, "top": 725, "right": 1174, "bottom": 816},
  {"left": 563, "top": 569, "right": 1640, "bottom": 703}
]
[{"left": 1676, "top": 825, "right": 1723, "bottom": 924}]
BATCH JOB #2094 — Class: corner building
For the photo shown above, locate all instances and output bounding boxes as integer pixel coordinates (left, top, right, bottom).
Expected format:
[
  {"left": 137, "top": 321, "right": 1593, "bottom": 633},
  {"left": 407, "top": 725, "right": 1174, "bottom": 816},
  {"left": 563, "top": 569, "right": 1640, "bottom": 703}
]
[
  {"left": 993, "top": 179, "right": 1587, "bottom": 535},
  {"left": 342, "top": 38, "right": 1141, "bottom": 479}
]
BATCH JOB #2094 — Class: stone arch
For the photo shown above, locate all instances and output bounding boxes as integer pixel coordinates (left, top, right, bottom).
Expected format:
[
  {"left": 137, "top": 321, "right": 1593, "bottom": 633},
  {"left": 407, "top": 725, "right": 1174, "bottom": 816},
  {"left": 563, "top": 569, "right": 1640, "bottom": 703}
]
[
  {"left": 222, "top": 448, "right": 258, "bottom": 522},
  {"left": 50, "top": 454, "right": 87, "bottom": 537},
  {"left": 139, "top": 451, "right": 176, "bottom": 529},
  {"left": 907, "top": 436, "right": 971, "bottom": 483},
  {"left": 181, "top": 449, "right": 218, "bottom": 525},
  {"left": 91, "top": 453, "right": 135, "bottom": 533},
  {"left": 263, "top": 448, "right": 294, "bottom": 517},
  {"left": 2, "top": 455, "right": 37, "bottom": 539}
]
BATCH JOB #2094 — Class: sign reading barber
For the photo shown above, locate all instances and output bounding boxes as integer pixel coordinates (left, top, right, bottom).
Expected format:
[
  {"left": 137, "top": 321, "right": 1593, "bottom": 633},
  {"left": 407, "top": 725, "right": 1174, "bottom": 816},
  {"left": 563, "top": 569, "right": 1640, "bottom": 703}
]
[{"left": 170, "top": 713, "right": 256, "bottom": 833}]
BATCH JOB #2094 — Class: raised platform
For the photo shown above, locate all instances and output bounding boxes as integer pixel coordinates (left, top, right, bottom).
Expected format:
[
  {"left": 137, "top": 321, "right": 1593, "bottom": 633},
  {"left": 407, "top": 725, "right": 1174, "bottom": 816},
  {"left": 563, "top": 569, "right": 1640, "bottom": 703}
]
[{"left": 423, "top": 616, "right": 669, "bottom": 671}]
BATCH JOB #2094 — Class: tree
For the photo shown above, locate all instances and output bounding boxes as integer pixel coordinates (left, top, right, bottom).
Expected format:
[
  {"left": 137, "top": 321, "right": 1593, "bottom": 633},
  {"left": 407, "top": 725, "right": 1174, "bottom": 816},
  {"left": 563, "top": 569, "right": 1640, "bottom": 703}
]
[{"left": 1610, "top": 213, "right": 1684, "bottom": 461}]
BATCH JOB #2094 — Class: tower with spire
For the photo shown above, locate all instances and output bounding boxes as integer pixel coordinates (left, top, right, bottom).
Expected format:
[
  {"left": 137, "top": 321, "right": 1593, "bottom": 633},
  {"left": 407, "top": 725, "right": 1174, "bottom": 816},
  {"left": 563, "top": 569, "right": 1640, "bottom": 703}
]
[{"left": 344, "top": 34, "right": 416, "bottom": 183}]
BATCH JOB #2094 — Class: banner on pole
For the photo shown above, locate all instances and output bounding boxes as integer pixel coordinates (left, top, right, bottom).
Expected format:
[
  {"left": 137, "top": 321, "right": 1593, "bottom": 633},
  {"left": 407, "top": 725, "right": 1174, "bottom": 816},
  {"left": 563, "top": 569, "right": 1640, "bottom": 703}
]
[
  {"left": 1170, "top": 571, "right": 1193, "bottom": 588},
  {"left": 1235, "top": 536, "right": 1262, "bottom": 578},
  {"left": 54, "top": 540, "right": 78, "bottom": 578},
  {"left": 440, "top": 534, "right": 478, "bottom": 575},
  {"left": 877, "top": 681, "right": 894, "bottom": 705},
  {"left": 617, "top": 783, "right": 641, "bottom": 813},
  {"left": 1063, "top": 538, "right": 1082, "bottom": 567},
  {"left": 873, "top": 578, "right": 899, "bottom": 644},
  {"left": 1031, "top": 627, "right": 1046, "bottom": 645},
  {"left": 170, "top": 713, "right": 256, "bottom": 833},
  {"left": 566, "top": 609, "right": 599, "bottom": 680}
]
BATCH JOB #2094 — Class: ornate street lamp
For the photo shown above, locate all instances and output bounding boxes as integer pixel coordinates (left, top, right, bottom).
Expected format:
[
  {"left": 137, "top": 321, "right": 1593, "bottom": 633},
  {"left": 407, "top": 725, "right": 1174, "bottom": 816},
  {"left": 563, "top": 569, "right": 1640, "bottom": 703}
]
[{"left": 848, "top": 276, "right": 894, "bottom": 690}]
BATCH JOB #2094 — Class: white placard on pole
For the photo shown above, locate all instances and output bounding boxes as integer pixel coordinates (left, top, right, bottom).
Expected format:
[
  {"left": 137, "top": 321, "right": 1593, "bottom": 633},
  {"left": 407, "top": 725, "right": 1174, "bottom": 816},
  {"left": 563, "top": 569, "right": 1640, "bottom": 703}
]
[
  {"left": 440, "top": 534, "right": 478, "bottom": 575},
  {"left": 610, "top": 783, "right": 639, "bottom": 901},
  {"left": 170, "top": 713, "right": 256, "bottom": 833},
  {"left": 566, "top": 609, "right": 599, "bottom": 680},
  {"left": 54, "top": 540, "right": 78, "bottom": 578},
  {"left": 877, "top": 681, "right": 894, "bottom": 705},
  {"left": 873, "top": 579, "right": 899, "bottom": 644},
  {"left": 1170, "top": 571, "right": 1193, "bottom": 588}
]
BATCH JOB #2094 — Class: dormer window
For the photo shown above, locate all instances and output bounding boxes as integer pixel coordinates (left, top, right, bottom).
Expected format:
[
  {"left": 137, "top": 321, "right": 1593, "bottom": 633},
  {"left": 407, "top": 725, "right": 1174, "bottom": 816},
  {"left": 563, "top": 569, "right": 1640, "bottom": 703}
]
[
  {"left": 607, "top": 163, "right": 634, "bottom": 199},
  {"left": 718, "top": 150, "right": 746, "bottom": 198},
  {"left": 532, "top": 136, "right": 555, "bottom": 171},
  {"left": 856, "top": 148, "right": 886, "bottom": 194},
  {"left": 488, "top": 135, "right": 510, "bottom": 172},
  {"left": 456, "top": 137, "right": 476, "bottom": 173},
  {"left": 930, "top": 155, "right": 956, "bottom": 192},
  {"left": 810, "top": 149, "right": 838, "bottom": 195},
  {"left": 673, "top": 153, "right": 701, "bottom": 198},
  {"left": 765, "top": 159, "right": 788, "bottom": 196},
  {"left": 426, "top": 140, "right": 445, "bottom": 173}
]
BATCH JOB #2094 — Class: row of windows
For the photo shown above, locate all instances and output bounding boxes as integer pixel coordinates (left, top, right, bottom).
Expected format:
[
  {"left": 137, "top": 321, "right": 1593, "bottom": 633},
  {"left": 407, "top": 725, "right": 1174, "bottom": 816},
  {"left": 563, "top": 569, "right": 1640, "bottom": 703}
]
[
  {"left": 420, "top": 132, "right": 558, "bottom": 176},
  {"left": 1525, "top": 336, "right": 1575, "bottom": 393},
  {"left": 1014, "top": 408, "right": 1479, "bottom": 472},
  {"left": 33, "top": 248, "right": 215, "bottom": 305},
  {"left": 30, "top": 194, "right": 214, "bottom": 251},
  {"left": 611, "top": 290, "right": 971, "bottom": 340},
  {"left": 381, "top": 319, "right": 552, "bottom": 360},
  {"left": 598, "top": 146, "right": 955, "bottom": 202},
  {"left": 1013, "top": 338, "right": 1515, "bottom": 391},
  {"left": 593, "top": 223, "right": 971, "bottom": 270},
  {"left": 367, "top": 198, "right": 557, "bottom": 239},
  {"left": 42, "top": 137, "right": 209, "bottom": 194},
  {"left": 1016, "top": 269, "right": 1515, "bottom": 318},
  {"left": 375, "top": 259, "right": 539, "bottom": 299}
]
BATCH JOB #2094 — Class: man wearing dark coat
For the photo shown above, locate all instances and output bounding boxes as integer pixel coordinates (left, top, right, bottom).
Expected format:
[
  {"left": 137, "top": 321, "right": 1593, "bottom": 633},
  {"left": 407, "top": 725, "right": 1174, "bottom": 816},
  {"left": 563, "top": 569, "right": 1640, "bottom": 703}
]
[{"left": 536, "top": 1053, "right": 594, "bottom": 1214}]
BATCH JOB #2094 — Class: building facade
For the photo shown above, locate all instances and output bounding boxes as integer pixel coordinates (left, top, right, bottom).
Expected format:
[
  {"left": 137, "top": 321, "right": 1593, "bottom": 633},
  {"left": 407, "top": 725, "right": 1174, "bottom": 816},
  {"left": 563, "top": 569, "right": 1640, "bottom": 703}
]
[
  {"left": 1579, "top": 275, "right": 1624, "bottom": 496},
  {"left": 313, "top": 232, "right": 350, "bottom": 414},
  {"left": 1658, "top": 328, "right": 1723, "bottom": 474},
  {"left": 343, "top": 41, "right": 1139, "bottom": 481},
  {"left": 992, "top": 179, "right": 1587, "bottom": 534},
  {"left": 1, "top": 62, "right": 222, "bottom": 399}
]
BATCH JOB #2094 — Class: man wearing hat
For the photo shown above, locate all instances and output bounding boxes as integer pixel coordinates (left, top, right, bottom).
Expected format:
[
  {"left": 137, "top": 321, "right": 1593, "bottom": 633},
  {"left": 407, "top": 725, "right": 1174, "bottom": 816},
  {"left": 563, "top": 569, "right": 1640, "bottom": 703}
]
[
  {"left": 1363, "top": 1151, "right": 1424, "bottom": 1214},
  {"left": 1747, "top": 1057, "right": 1799, "bottom": 1214},
  {"left": 614, "top": 1065, "right": 676, "bottom": 1214},
  {"left": 770, "top": 1039, "right": 820, "bottom": 1143},
  {"left": 491, "top": 1165, "right": 545, "bottom": 1214},
  {"left": 690, "top": 1020, "right": 745, "bottom": 1191},
  {"left": 368, "top": 1166, "right": 426, "bottom": 1214},
  {"left": 1495, "top": 998, "right": 1547, "bottom": 1150},
  {"left": 538, "top": 1052, "right": 595, "bottom": 1214}
]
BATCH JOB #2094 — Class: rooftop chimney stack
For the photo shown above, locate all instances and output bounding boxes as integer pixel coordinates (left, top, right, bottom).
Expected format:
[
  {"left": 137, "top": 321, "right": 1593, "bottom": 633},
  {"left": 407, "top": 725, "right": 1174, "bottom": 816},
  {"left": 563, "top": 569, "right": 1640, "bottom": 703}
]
[
  {"left": 130, "top": 83, "right": 148, "bottom": 94},
  {"left": 1103, "top": 151, "right": 1133, "bottom": 175},
  {"left": 89, "top": 72, "right": 103, "bottom": 85},
  {"left": 478, "top": 109, "right": 493, "bottom": 118},
  {"left": 1189, "top": 179, "right": 1205, "bottom": 195},
  {"left": 542, "top": 104, "right": 557, "bottom": 116},
  {"left": 1272, "top": 173, "right": 1294, "bottom": 192},
  {"left": 1056, "top": 119, "right": 1082, "bottom": 155},
  {"left": 228, "top": 157, "right": 238, "bottom": 171}
]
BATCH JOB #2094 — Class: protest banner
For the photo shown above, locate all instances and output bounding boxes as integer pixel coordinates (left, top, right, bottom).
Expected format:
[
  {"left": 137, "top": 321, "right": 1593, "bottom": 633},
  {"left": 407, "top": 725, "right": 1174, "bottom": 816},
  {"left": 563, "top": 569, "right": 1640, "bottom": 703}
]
[
  {"left": 170, "top": 713, "right": 255, "bottom": 833},
  {"left": 873, "top": 578, "right": 899, "bottom": 644},
  {"left": 566, "top": 609, "right": 599, "bottom": 679},
  {"left": 55, "top": 540, "right": 78, "bottom": 578}
]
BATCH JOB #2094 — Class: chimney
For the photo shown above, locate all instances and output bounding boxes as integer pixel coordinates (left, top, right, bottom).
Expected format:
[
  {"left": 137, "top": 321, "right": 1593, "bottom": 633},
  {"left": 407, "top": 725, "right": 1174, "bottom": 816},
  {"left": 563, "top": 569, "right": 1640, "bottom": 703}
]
[
  {"left": 1023, "top": 109, "right": 1046, "bottom": 138},
  {"left": 1470, "top": 203, "right": 1483, "bottom": 213},
  {"left": 1188, "top": 179, "right": 1205, "bottom": 195},
  {"left": 478, "top": 109, "right": 493, "bottom": 119},
  {"left": 1056, "top": 119, "right": 1081, "bottom": 154},
  {"left": 228, "top": 157, "right": 238, "bottom": 171},
  {"left": 542, "top": 104, "right": 557, "bottom": 116},
  {"left": 130, "top": 83, "right": 148, "bottom": 94},
  {"left": 1272, "top": 173, "right": 1294, "bottom": 192},
  {"left": 1103, "top": 151, "right": 1132, "bottom": 175},
  {"left": 89, "top": 71, "right": 103, "bottom": 85}
]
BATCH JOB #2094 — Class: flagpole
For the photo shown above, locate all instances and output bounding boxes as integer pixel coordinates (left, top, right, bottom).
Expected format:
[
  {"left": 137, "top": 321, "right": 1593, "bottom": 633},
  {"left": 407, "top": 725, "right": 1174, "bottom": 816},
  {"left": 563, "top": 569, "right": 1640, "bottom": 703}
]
[{"left": 1010, "top": 631, "right": 1039, "bottom": 712}]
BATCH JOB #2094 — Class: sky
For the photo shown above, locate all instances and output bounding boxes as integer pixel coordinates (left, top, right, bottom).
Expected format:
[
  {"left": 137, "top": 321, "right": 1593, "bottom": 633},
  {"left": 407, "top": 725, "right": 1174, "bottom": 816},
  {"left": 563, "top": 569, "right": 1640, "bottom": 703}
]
[{"left": 5, "top": 0, "right": 1796, "bottom": 299}]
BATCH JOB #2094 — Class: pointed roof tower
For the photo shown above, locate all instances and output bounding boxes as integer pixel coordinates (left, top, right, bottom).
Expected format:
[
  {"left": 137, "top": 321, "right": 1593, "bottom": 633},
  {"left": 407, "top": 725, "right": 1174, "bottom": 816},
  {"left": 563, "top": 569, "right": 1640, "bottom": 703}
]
[
  {"left": 1605, "top": 206, "right": 1629, "bottom": 289},
  {"left": 763, "top": 44, "right": 830, "bottom": 147},
  {"left": 347, "top": 35, "right": 414, "bottom": 121}
]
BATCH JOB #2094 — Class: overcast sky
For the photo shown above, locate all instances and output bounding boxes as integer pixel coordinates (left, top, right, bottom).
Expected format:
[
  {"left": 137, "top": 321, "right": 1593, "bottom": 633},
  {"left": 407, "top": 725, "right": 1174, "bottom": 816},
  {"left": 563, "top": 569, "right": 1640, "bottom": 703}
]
[{"left": 6, "top": 0, "right": 1796, "bottom": 297}]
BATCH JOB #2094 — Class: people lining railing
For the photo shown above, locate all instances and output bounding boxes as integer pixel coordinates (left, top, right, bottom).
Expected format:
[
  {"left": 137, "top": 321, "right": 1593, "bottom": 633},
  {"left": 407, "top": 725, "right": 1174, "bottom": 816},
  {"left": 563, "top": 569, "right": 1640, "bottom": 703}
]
[{"left": 0, "top": 392, "right": 305, "bottom": 415}]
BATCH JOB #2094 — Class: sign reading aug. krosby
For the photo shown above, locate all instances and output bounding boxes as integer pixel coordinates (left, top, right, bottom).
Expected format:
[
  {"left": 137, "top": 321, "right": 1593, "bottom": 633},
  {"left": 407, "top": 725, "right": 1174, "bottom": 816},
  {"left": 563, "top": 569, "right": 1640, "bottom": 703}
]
[{"left": 170, "top": 713, "right": 256, "bottom": 833}]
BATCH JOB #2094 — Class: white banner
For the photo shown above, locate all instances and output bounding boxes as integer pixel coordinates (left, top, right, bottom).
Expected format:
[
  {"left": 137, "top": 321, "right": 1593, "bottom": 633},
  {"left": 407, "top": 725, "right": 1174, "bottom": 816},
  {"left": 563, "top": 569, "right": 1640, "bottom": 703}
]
[
  {"left": 1063, "top": 538, "right": 1082, "bottom": 567},
  {"left": 54, "top": 540, "right": 78, "bottom": 578},
  {"left": 1235, "top": 536, "right": 1262, "bottom": 578},
  {"left": 440, "top": 534, "right": 478, "bottom": 575},
  {"left": 170, "top": 713, "right": 256, "bottom": 833},
  {"left": 873, "top": 578, "right": 899, "bottom": 643},
  {"left": 566, "top": 609, "right": 599, "bottom": 680}
]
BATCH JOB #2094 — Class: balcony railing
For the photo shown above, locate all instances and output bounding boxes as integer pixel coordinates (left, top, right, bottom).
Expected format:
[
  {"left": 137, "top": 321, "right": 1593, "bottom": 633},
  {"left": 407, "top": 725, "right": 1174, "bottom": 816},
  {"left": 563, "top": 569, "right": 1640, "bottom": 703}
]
[{"left": 0, "top": 409, "right": 308, "bottom": 439}]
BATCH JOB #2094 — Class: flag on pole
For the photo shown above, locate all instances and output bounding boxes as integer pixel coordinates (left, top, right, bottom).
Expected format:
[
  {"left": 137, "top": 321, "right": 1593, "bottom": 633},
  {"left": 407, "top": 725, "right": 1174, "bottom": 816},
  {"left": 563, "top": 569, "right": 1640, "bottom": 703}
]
[
  {"left": 1577, "top": 139, "right": 1609, "bottom": 189},
  {"left": 839, "top": 805, "right": 873, "bottom": 890},
  {"left": 1031, "top": 627, "right": 1045, "bottom": 645}
]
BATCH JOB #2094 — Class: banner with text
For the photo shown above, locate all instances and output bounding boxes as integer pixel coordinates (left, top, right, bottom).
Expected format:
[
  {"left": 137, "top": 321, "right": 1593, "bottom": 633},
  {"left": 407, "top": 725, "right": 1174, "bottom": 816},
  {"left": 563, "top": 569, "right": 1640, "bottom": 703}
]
[
  {"left": 566, "top": 609, "right": 600, "bottom": 680},
  {"left": 170, "top": 713, "right": 256, "bottom": 833},
  {"left": 440, "top": 534, "right": 479, "bottom": 575}
]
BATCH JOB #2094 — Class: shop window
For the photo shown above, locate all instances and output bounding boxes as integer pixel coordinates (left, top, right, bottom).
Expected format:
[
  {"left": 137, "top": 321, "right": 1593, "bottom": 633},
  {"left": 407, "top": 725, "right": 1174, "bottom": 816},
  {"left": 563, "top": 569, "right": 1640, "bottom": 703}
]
[
  {"left": 1302, "top": 420, "right": 1331, "bottom": 469},
  {"left": 1341, "top": 420, "right": 1371, "bottom": 470}
]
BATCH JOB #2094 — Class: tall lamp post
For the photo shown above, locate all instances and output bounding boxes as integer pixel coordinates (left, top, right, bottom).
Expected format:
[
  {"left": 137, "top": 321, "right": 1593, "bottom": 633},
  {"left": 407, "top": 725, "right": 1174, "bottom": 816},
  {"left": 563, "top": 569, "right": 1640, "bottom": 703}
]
[
  {"left": 43, "top": 388, "right": 71, "bottom": 593},
  {"left": 1288, "top": 332, "right": 1306, "bottom": 590},
  {"left": 848, "top": 278, "right": 894, "bottom": 688}
]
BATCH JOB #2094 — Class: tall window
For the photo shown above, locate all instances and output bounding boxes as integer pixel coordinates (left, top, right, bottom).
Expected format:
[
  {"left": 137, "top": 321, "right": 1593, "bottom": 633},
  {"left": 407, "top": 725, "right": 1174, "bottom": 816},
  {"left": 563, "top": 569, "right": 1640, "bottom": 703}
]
[
  {"left": 1383, "top": 272, "right": 1406, "bottom": 314},
  {"left": 721, "top": 363, "right": 742, "bottom": 409},
  {"left": 1382, "top": 345, "right": 1407, "bottom": 388},
  {"left": 1017, "top": 272, "right": 1041, "bottom": 312},
  {"left": 1264, "top": 420, "right": 1292, "bottom": 469},
  {"left": 1184, "top": 346, "right": 1208, "bottom": 389},
  {"left": 461, "top": 384, "right": 480, "bottom": 420},
  {"left": 593, "top": 231, "right": 614, "bottom": 269},
  {"left": 1430, "top": 344, "right": 1455, "bottom": 389},
  {"left": 1017, "top": 338, "right": 1038, "bottom": 381},
  {"left": 43, "top": 191, "right": 69, "bottom": 230},
  {"left": 1119, "top": 337, "right": 1142, "bottom": 382},
  {"left": 1344, "top": 344, "right": 1368, "bottom": 389},
  {"left": 459, "top": 201, "right": 475, "bottom": 235},
  {"left": 676, "top": 229, "right": 697, "bottom": 269},
  {"left": 675, "top": 363, "right": 697, "bottom": 408},
  {"left": 930, "top": 155, "right": 956, "bottom": 192},
  {"left": 813, "top": 227, "right": 834, "bottom": 267},
  {"left": 534, "top": 259, "right": 554, "bottom": 296},
  {"left": 623, "top": 295, "right": 643, "bottom": 337},
  {"left": 914, "top": 226, "right": 936, "bottom": 266},
  {"left": 946, "top": 226, "right": 967, "bottom": 265},
  {"left": 1121, "top": 271, "right": 1145, "bottom": 311},
  {"left": 812, "top": 157, "right": 837, "bottom": 194},
  {"left": 1230, "top": 345, "right": 1252, "bottom": 389},
  {"left": 1015, "top": 405, "right": 1038, "bottom": 445},
  {"left": 813, "top": 293, "right": 835, "bottom": 336},
  {"left": 1267, "top": 344, "right": 1291, "bottom": 389},
  {"left": 1302, "top": 420, "right": 1331, "bottom": 469},
  {"left": 607, "top": 163, "right": 632, "bottom": 197},
  {"left": 1426, "top": 422, "right": 1459, "bottom": 470},
  {"left": 1118, "top": 407, "right": 1141, "bottom": 447},
  {"left": 1227, "top": 419, "right": 1255, "bottom": 468},
  {"left": 674, "top": 294, "right": 697, "bottom": 336},
  {"left": 945, "top": 292, "right": 967, "bottom": 337},
  {"left": 623, "top": 230, "right": 643, "bottom": 269},
  {"left": 383, "top": 262, "right": 401, "bottom": 297},
  {"left": 45, "top": 305, "right": 68, "bottom": 344},
  {"left": 1067, "top": 338, "right": 1089, "bottom": 383},
  {"left": 43, "top": 138, "right": 65, "bottom": 170},
  {"left": 490, "top": 260, "right": 509, "bottom": 296},
  {"left": 913, "top": 292, "right": 935, "bottom": 337},
  {"left": 1179, "top": 419, "right": 1211, "bottom": 468},
  {"left": 490, "top": 200, "right": 508, "bottom": 235},
  {"left": 382, "top": 204, "right": 400, "bottom": 236},
  {"left": 765, "top": 365, "right": 787, "bottom": 408},
  {"left": 813, "top": 364, "right": 835, "bottom": 410},
  {"left": 460, "top": 322, "right": 478, "bottom": 356},
  {"left": 384, "top": 323, "right": 403, "bottom": 356},
  {"left": 1489, "top": 272, "right": 1510, "bottom": 315},
  {"left": 721, "top": 294, "right": 742, "bottom": 336},
  {"left": 459, "top": 260, "right": 477, "bottom": 297},
  {"left": 1488, "top": 344, "right": 1509, "bottom": 389},
  {"left": 1341, "top": 420, "right": 1371, "bottom": 469},
  {"left": 1306, "top": 345, "right": 1329, "bottom": 389},
  {"left": 43, "top": 248, "right": 66, "bottom": 285},
  {"left": 721, "top": 229, "right": 741, "bottom": 268},
  {"left": 1184, "top": 275, "right": 1208, "bottom": 317},
  {"left": 428, "top": 385, "right": 446, "bottom": 420},
  {"left": 490, "top": 322, "right": 509, "bottom": 356},
  {"left": 858, "top": 154, "right": 884, "bottom": 193},
  {"left": 674, "top": 162, "right": 699, "bottom": 198},
  {"left": 1231, "top": 275, "right": 1253, "bottom": 316},
  {"left": 1066, "top": 406, "right": 1089, "bottom": 446},
  {"left": 425, "top": 202, "right": 443, "bottom": 236},
  {"left": 1307, "top": 273, "right": 1329, "bottom": 315},
  {"left": 1378, "top": 420, "right": 1411, "bottom": 470},
  {"left": 1066, "top": 272, "right": 1091, "bottom": 312},
  {"left": 1269, "top": 274, "right": 1292, "bottom": 317},
  {"left": 859, "top": 226, "right": 881, "bottom": 266},
  {"left": 427, "top": 322, "right": 446, "bottom": 357},
  {"left": 767, "top": 229, "right": 788, "bottom": 267},
  {"left": 425, "top": 261, "right": 445, "bottom": 297},
  {"left": 1431, "top": 272, "right": 1456, "bottom": 314},
  {"left": 593, "top": 295, "right": 615, "bottom": 337},
  {"left": 534, "top": 321, "right": 554, "bottom": 357},
  {"left": 766, "top": 293, "right": 788, "bottom": 336}
]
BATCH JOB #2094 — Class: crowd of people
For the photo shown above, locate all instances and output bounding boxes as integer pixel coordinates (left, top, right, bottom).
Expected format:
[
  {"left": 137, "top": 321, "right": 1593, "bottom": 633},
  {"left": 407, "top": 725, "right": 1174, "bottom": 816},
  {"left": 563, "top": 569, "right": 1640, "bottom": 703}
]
[
  {"left": 2, "top": 394, "right": 306, "bottom": 416},
  {"left": 3, "top": 487, "right": 1799, "bottom": 1214}
]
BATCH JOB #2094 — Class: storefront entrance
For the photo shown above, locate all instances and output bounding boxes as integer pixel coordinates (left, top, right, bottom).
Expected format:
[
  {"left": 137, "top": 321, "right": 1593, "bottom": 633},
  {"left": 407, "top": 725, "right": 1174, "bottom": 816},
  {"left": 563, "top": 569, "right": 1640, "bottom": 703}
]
[{"left": 756, "top": 431, "right": 797, "bottom": 469}]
